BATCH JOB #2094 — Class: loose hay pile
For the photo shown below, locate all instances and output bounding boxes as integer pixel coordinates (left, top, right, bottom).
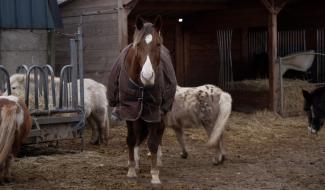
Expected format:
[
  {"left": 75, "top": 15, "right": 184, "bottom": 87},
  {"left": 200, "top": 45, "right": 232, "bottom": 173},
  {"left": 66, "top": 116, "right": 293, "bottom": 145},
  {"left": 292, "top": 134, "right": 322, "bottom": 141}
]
[{"left": 230, "top": 79, "right": 317, "bottom": 114}]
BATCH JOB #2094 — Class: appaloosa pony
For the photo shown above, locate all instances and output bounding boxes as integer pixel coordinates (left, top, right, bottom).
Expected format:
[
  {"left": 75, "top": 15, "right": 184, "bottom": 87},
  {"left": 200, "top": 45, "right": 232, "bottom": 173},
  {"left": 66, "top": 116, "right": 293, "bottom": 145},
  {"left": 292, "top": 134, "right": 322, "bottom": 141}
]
[
  {"left": 302, "top": 87, "right": 325, "bottom": 134},
  {"left": 108, "top": 16, "right": 177, "bottom": 184},
  {"left": 0, "top": 95, "right": 32, "bottom": 184},
  {"left": 166, "top": 85, "right": 232, "bottom": 165}
]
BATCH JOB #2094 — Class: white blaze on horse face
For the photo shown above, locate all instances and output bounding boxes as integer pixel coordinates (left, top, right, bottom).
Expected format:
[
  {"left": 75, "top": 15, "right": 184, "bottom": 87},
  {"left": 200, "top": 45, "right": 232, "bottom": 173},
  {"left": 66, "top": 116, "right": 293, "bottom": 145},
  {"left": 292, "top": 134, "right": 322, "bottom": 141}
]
[
  {"left": 145, "top": 34, "right": 153, "bottom": 44},
  {"left": 140, "top": 55, "right": 155, "bottom": 85}
]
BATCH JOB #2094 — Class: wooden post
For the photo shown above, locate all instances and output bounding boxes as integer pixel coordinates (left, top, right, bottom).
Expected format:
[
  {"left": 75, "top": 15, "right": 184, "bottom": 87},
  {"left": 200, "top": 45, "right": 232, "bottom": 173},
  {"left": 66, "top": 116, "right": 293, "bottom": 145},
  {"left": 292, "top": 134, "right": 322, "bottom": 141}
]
[
  {"left": 260, "top": 0, "right": 288, "bottom": 112},
  {"left": 118, "top": 0, "right": 138, "bottom": 51},
  {"left": 175, "top": 23, "right": 184, "bottom": 85},
  {"left": 268, "top": 12, "right": 279, "bottom": 111}
]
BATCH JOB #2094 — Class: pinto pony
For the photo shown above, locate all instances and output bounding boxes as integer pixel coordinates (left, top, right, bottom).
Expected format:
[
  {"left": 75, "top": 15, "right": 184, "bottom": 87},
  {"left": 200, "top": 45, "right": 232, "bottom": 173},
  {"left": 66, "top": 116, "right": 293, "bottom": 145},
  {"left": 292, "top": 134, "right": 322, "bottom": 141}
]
[
  {"left": 108, "top": 16, "right": 177, "bottom": 184},
  {"left": 166, "top": 85, "right": 232, "bottom": 164},
  {"left": 9, "top": 74, "right": 109, "bottom": 145},
  {"left": 0, "top": 95, "right": 32, "bottom": 183}
]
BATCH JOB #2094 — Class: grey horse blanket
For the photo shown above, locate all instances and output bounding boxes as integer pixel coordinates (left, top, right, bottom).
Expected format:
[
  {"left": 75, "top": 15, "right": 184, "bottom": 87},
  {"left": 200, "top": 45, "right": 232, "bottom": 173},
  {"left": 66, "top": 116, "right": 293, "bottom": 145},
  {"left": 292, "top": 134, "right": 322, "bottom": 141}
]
[{"left": 108, "top": 44, "right": 177, "bottom": 122}]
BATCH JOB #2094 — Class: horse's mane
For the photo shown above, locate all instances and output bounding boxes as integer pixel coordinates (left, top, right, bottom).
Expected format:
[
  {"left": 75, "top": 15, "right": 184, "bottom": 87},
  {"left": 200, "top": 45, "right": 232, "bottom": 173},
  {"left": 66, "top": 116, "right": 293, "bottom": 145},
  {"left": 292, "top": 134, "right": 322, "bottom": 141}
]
[{"left": 133, "top": 23, "right": 163, "bottom": 47}]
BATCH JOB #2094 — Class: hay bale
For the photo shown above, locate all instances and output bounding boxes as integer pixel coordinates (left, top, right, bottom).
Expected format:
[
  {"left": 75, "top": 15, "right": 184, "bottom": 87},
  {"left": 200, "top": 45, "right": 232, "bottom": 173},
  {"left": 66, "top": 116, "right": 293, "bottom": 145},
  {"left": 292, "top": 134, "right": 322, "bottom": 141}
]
[{"left": 230, "top": 79, "right": 317, "bottom": 114}]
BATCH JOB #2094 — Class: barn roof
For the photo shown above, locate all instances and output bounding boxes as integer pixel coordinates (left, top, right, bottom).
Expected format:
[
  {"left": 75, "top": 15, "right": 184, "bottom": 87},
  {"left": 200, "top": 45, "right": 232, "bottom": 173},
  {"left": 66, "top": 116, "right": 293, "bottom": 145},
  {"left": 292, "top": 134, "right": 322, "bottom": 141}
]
[{"left": 0, "top": 0, "right": 63, "bottom": 29}]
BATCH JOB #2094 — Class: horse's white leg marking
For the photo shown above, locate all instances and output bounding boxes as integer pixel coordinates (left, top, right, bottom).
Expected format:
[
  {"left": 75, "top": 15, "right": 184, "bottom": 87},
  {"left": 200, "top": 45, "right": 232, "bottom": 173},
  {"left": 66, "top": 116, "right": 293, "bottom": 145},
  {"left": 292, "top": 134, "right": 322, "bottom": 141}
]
[
  {"left": 134, "top": 146, "right": 140, "bottom": 170},
  {"left": 150, "top": 168, "right": 161, "bottom": 185},
  {"left": 157, "top": 145, "right": 163, "bottom": 167},
  {"left": 127, "top": 160, "right": 137, "bottom": 178}
]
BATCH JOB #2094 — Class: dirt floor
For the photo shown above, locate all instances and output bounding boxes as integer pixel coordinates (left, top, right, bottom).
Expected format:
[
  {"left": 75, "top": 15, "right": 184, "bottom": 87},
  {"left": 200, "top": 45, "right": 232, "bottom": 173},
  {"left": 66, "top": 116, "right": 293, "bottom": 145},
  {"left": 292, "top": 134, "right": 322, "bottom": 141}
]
[{"left": 2, "top": 111, "right": 325, "bottom": 190}]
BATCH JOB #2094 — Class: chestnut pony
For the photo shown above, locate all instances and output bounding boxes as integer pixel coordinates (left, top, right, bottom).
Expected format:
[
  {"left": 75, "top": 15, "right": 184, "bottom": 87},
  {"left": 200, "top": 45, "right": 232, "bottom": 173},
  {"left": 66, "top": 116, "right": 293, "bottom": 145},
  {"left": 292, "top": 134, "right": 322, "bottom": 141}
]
[
  {"left": 108, "top": 16, "right": 177, "bottom": 184},
  {"left": 0, "top": 95, "right": 32, "bottom": 184}
]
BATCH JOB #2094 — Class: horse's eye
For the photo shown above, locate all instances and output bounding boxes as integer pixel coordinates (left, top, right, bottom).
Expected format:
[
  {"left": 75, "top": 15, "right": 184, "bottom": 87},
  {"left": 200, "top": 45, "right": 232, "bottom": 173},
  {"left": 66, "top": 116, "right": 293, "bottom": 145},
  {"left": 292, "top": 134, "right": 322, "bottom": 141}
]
[{"left": 12, "top": 87, "right": 16, "bottom": 90}]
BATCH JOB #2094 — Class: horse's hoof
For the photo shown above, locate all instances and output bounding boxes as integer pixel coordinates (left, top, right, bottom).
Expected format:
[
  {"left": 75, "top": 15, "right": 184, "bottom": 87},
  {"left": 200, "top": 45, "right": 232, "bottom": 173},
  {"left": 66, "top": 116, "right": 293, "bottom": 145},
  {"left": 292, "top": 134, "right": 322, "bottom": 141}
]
[
  {"left": 213, "top": 155, "right": 225, "bottom": 165},
  {"left": 157, "top": 159, "right": 163, "bottom": 167},
  {"left": 180, "top": 151, "right": 188, "bottom": 159},
  {"left": 127, "top": 168, "right": 137, "bottom": 178},
  {"left": 147, "top": 152, "right": 151, "bottom": 157},
  {"left": 151, "top": 177, "right": 161, "bottom": 185},
  {"left": 4, "top": 176, "right": 13, "bottom": 183}
]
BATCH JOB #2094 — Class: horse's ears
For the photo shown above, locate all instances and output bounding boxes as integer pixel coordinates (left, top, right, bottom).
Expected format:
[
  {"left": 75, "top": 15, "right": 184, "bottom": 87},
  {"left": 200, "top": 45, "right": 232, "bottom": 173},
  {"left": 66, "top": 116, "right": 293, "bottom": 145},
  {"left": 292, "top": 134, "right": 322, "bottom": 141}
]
[
  {"left": 135, "top": 15, "right": 144, "bottom": 30},
  {"left": 302, "top": 89, "right": 311, "bottom": 102},
  {"left": 154, "top": 15, "right": 162, "bottom": 32}
]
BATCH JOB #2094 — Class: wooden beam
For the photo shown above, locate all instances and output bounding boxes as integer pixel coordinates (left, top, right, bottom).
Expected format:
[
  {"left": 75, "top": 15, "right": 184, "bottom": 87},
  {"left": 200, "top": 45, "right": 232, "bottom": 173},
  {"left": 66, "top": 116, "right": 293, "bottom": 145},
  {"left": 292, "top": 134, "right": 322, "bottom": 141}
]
[
  {"left": 136, "top": 2, "right": 227, "bottom": 12},
  {"left": 261, "top": 0, "right": 288, "bottom": 14}
]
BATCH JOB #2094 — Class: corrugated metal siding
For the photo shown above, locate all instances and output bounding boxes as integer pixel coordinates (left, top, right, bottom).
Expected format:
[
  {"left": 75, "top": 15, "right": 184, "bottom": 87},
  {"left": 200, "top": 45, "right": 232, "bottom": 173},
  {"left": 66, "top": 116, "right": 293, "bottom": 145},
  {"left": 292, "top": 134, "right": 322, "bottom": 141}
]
[{"left": 0, "top": 0, "right": 62, "bottom": 29}]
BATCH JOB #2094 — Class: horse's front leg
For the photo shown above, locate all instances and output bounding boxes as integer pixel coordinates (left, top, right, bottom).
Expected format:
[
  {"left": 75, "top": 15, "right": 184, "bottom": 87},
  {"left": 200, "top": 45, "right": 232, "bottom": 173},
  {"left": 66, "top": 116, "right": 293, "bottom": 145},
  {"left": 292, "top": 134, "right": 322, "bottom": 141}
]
[
  {"left": 4, "top": 154, "right": 13, "bottom": 183},
  {"left": 147, "top": 122, "right": 165, "bottom": 185},
  {"left": 126, "top": 121, "right": 137, "bottom": 178}
]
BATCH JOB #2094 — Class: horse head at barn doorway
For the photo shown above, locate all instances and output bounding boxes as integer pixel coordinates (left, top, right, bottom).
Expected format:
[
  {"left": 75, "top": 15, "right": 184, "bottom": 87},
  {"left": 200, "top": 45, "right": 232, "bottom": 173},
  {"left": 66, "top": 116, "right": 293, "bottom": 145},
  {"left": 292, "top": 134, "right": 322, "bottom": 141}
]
[
  {"left": 302, "top": 87, "right": 325, "bottom": 134},
  {"left": 108, "top": 15, "right": 177, "bottom": 185},
  {"left": 126, "top": 15, "right": 163, "bottom": 87}
]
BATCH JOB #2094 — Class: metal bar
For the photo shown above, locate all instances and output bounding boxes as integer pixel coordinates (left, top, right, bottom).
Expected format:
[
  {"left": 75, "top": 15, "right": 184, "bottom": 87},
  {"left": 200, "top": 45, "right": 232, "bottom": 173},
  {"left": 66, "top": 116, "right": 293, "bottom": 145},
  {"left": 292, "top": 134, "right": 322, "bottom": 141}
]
[
  {"left": 42, "top": 65, "right": 56, "bottom": 107},
  {"left": 279, "top": 58, "right": 284, "bottom": 115},
  {"left": 0, "top": 65, "right": 11, "bottom": 95},
  {"left": 77, "top": 23, "right": 84, "bottom": 109},
  {"left": 70, "top": 39, "right": 78, "bottom": 108},
  {"left": 33, "top": 69, "right": 39, "bottom": 109},
  {"left": 59, "top": 65, "right": 72, "bottom": 108},
  {"left": 16, "top": 64, "right": 29, "bottom": 74},
  {"left": 26, "top": 65, "right": 49, "bottom": 110}
]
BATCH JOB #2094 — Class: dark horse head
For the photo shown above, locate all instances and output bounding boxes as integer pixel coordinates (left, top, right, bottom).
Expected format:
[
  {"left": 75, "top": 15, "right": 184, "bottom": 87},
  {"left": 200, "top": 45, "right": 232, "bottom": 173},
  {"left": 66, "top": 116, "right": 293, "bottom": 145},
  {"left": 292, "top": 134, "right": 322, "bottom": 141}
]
[
  {"left": 302, "top": 87, "right": 325, "bottom": 134},
  {"left": 125, "top": 15, "right": 163, "bottom": 87}
]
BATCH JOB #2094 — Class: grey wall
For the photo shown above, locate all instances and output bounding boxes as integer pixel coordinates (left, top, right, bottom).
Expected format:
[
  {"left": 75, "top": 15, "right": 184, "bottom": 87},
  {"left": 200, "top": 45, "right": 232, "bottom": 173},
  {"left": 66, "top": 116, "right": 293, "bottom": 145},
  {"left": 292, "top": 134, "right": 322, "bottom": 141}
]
[{"left": 0, "top": 29, "right": 48, "bottom": 74}]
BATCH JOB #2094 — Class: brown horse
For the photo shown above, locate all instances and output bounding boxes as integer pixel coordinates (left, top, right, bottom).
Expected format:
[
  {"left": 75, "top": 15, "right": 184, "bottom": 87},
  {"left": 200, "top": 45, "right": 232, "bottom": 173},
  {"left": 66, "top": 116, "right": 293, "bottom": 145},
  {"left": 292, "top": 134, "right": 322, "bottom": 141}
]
[
  {"left": 0, "top": 95, "right": 32, "bottom": 184},
  {"left": 108, "top": 16, "right": 177, "bottom": 184}
]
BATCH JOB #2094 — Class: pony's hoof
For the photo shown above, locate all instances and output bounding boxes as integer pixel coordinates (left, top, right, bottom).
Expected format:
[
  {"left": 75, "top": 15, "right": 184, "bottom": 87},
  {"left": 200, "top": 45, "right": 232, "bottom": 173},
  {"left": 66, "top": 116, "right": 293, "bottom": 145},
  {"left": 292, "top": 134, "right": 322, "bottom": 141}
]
[
  {"left": 213, "top": 155, "right": 225, "bottom": 165},
  {"left": 180, "top": 152, "right": 188, "bottom": 159},
  {"left": 147, "top": 152, "right": 151, "bottom": 157},
  {"left": 127, "top": 168, "right": 137, "bottom": 178}
]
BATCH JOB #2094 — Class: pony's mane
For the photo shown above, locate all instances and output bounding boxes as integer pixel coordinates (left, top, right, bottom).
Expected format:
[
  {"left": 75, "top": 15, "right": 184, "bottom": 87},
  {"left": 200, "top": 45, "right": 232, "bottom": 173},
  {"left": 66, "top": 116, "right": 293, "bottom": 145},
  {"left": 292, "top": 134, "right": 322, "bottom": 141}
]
[{"left": 133, "top": 23, "right": 163, "bottom": 47}]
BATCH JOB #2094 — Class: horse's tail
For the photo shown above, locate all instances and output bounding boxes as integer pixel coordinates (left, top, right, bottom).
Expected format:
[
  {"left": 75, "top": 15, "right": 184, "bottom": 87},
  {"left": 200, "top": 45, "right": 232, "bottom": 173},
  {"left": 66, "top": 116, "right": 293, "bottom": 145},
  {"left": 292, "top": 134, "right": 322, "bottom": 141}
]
[
  {"left": 105, "top": 116, "right": 110, "bottom": 142},
  {"left": 207, "top": 92, "right": 232, "bottom": 147},
  {"left": 0, "top": 103, "right": 23, "bottom": 164}
]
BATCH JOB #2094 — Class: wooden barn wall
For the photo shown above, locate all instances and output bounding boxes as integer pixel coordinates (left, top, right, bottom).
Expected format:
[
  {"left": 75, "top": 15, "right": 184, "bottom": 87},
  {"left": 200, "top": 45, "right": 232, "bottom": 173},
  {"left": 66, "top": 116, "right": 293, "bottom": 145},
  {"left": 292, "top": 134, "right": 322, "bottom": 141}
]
[{"left": 56, "top": 0, "right": 118, "bottom": 86}]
